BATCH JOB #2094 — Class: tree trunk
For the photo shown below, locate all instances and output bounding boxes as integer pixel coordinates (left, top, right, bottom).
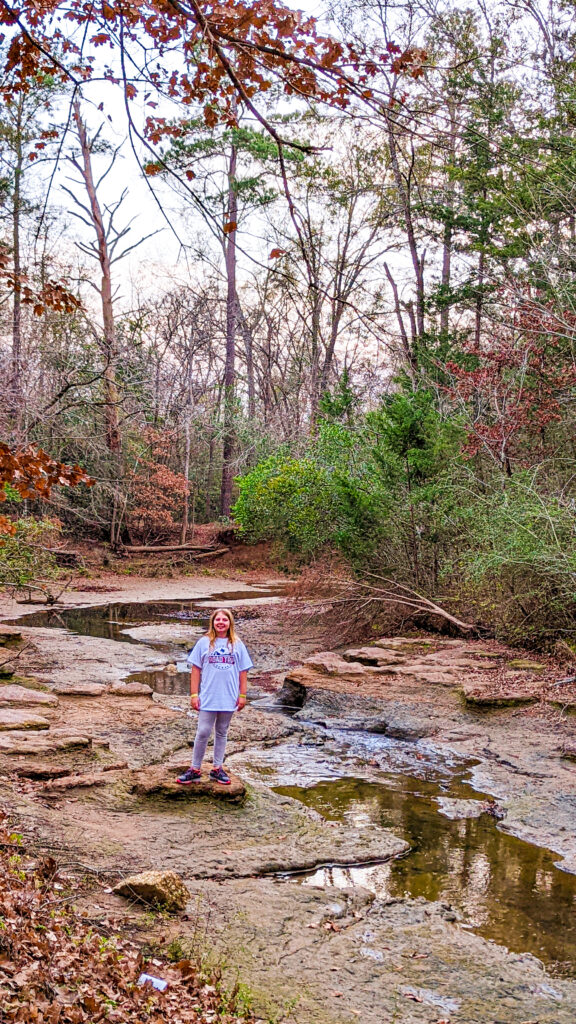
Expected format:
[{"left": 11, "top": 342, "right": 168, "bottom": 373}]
[
  {"left": 11, "top": 93, "right": 24, "bottom": 420},
  {"left": 219, "top": 142, "right": 238, "bottom": 517},
  {"left": 73, "top": 100, "right": 122, "bottom": 544},
  {"left": 440, "top": 102, "right": 457, "bottom": 336},
  {"left": 73, "top": 101, "right": 121, "bottom": 455},
  {"left": 236, "top": 293, "right": 256, "bottom": 419},
  {"left": 386, "top": 122, "right": 426, "bottom": 346}
]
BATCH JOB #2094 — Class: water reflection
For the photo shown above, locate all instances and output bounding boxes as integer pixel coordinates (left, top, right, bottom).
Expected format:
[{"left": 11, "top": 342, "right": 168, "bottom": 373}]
[
  {"left": 10, "top": 601, "right": 210, "bottom": 645},
  {"left": 275, "top": 777, "right": 576, "bottom": 975}
]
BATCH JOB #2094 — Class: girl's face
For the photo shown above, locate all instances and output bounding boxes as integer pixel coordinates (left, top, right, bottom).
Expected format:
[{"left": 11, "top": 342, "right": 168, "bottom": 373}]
[{"left": 213, "top": 612, "right": 231, "bottom": 637}]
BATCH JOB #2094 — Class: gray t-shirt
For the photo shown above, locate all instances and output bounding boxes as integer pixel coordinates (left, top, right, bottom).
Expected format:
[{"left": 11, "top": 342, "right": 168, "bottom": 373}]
[{"left": 187, "top": 635, "right": 254, "bottom": 711}]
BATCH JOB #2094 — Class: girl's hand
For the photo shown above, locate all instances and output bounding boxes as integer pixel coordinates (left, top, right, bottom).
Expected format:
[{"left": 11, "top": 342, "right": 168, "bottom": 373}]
[
  {"left": 236, "top": 694, "right": 247, "bottom": 712},
  {"left": 190, "top": 696, "right": 200, "bottom": 712}
]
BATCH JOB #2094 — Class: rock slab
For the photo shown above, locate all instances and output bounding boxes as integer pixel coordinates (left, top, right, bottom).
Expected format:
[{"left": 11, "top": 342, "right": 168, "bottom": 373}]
[
  {"left": 0, "top": 709, "right": 51, "bottom": 730},
  {"left": 52, "top": 682, "right": 106, "bottom": 697},
  {"left": 0, "top": 685, "right": 59, "bottom": 708},
  {"left": 460, "top": 681, "right": 542, "bottom": 707},
  {"left": 131, "top": 764, "right": 246, "bottom": 803},
  {"left": 108, "top": 682, "right": 153, "bottom": 696},
  {"left": 113, "top": 870, "right": 190, "bottom": 912},
  {"left": 0, "top": 730, "right": 92, "bottom": 754}
]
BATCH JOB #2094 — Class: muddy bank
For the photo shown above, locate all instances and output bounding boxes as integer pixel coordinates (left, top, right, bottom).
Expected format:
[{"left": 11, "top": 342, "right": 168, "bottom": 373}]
[{"left": 1, "top": 577, "right": 576, "bottom": 1022}]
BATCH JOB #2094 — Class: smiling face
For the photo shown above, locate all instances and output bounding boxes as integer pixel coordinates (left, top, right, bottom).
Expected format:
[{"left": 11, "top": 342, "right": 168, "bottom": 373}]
[{"left": 213, "top": 611, "right": 231, "bottom": 637}]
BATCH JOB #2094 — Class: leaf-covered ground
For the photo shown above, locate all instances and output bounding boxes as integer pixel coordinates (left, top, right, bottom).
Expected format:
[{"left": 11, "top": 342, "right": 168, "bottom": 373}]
[{"left": 0, "top": 809, "right": 254, "bottom": 1024}]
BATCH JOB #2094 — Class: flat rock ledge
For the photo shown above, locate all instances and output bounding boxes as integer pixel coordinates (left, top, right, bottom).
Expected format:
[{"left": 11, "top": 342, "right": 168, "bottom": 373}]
[
  {"left": 108, "top": 681, "right": 153, "bottom": 696},
  {"left": 0, "top": 729, "right": 92, "bottom": 754},
  {"left": 0, "top": 685, "right": 59, "bottom": 708},
  {"left": 459, "top": 681, "right": 543, "bottom": 707},
  {"left": 113, "top": 869, "right": 190, "bottom": 912},
  {"left": 0, "top": 709, "right": 51, "bottom": 730},
  {"left": 130, "top": 763, "right": 246, "bottom": 803},
  {"left": 52, "top": 682, "right": 106, "bottom": 697}
]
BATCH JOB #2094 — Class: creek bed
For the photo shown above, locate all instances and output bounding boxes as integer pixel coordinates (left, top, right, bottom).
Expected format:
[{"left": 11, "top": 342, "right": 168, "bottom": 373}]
[{"left": 9, "top": 592, "right": 576, "bottom": 977}]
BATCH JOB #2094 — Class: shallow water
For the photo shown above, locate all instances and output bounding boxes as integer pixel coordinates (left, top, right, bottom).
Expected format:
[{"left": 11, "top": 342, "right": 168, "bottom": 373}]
[
  {"left": 8, "top": 586, "right": 284, "bottom": 652},
  {"left": 238, "top": 741, "right": 576, "bottom": 976}
]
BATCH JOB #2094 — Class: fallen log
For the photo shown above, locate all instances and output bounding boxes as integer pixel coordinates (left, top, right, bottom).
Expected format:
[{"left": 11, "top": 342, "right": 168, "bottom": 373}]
[{"left": 121, "top": 544, "right": 229, "bottom": 558}]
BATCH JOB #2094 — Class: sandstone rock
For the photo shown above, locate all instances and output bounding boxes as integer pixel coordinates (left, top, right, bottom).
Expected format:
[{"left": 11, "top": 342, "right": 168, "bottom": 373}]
[
  {"left": 507, "top": 659, "right": 545, "bottom": 672},
  {"left": 560, "top": 740, "right": 576, "bottom": 760},
  {"left": 131, "top": 764, "right": 246, "bottom": 803},
  {"left": 41, "top": 772, "right": 111, "bottom": 795},
  {"left": 343, "top": 647, "right": 404, "bottom": 667},
  {"left": 113, "top": 870, "right": 190, "bottom": 912},
  {"left": 305, "top": 652, "right": 369, "bottom": 676},
  {"left": 459, "top": 681, "right": 542, "bottom": 707},
  {"left": 0, "top": 730, "right": 91, "bottom": 754},
  {"left": 0, "top": 709, "right": 51, "bottom": 730},
  {"left": 286, "top": 662, "right": 390, "bottom": 690},
  {"left": 0, "top": 685, "right": 59, "bottom": 708},
  {"left": 52, "top": 682, "right": 106, "bottom": 696},
  {"left": 12, "top": 762, "right": 72, "bottom": 780},
  {"left": 108, "top": 682, "right": 153, "bottom": 696}
]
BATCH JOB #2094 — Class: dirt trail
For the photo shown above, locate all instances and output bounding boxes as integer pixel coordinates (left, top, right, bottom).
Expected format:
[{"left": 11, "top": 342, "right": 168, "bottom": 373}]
[{"left": 1, "top": 575, "right": 576, "bottom": 1023}]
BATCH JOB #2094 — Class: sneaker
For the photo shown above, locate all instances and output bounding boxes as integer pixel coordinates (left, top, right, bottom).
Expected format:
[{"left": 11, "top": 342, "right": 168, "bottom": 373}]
[
  {"left": 177, "top": 767, "right": 202, "bottom": 784},
  {"left": 209, "top": 767, "right": 231, "bottom": 785}
]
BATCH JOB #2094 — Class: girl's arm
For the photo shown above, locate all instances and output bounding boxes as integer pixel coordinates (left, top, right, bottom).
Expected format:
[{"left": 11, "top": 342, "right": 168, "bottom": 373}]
[
  {"left": 236, "top": 669, "right": 248, "bottom": 711},
  {"left": 190, "top": 664, "right": 201, "bottom": 711}
]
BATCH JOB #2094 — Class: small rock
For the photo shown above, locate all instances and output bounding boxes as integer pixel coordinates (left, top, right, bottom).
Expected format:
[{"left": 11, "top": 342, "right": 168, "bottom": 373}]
[
  {"left": 0, "top": 709, "right": 51, "bottom": 731},
  {"left": 108, "top": 682, "right": 153, "bottom": 696},
  {"left": 52, "top": 682, "right": 106, "bottom": 696},
  {"left": 113, "top": 870, "right": 190, "bottom": 912},
  {"left": 0, "top": 685, "right": 59, "bottom": 708},
  {"left": 507, "top": 659, "right": 545, "bottom": 672},
  {"left": 343, "top": 647, "right": 404, "bottom": 668},
  {"left": 41, "top": 772, "right": 111, "bottom": 795}
]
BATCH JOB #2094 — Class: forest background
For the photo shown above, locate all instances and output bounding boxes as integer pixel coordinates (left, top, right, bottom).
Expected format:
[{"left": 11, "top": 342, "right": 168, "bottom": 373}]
[{"left": 1, "top": 0, "right": 575, "bottom": 648}]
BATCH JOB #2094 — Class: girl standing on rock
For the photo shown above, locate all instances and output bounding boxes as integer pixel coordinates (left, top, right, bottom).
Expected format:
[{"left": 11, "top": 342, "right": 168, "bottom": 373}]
[{"left": 177, "top": 608, "right": 253, "bottom": 786}]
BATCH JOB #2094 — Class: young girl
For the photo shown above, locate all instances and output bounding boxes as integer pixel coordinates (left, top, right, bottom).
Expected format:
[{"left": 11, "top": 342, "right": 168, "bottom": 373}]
[{"left": 177, "top": 608, "right": 253, "bottom": 786}]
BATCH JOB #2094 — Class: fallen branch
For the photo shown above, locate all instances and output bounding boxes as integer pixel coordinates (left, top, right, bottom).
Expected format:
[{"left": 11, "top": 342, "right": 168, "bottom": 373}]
[
  {"left": 120, "top": 543, "right": 228, "bottom": 555},
  {"left": 360, "top": 572, "right": 476, "bottom": 632}
]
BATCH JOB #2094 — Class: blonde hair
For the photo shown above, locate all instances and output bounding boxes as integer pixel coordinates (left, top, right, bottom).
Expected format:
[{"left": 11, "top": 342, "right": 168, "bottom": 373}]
[{"left": 207, "top": 608, "right": 238, "bottom": 649}]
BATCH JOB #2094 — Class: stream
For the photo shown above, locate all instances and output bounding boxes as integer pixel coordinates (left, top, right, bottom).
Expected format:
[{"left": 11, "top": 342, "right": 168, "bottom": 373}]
[{"left": 9, "top": 592, "right": 576, "bottom": 978}]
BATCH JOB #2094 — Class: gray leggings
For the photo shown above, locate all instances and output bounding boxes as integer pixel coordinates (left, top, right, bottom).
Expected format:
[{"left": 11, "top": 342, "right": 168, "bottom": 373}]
[{"left": 191, "top": 710, "right": 235, "bottom": 769}]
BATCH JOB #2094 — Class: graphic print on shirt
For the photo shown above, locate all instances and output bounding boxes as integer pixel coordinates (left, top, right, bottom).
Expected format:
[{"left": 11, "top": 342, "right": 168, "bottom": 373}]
[{"left": 208, "top": 647, "right": 235, "bottom": 668}]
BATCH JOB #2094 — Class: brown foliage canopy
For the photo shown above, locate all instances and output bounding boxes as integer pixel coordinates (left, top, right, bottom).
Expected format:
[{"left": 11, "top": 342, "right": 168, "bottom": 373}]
[{"left": 0, "top": 0, "right": 426, "bottom": 134}]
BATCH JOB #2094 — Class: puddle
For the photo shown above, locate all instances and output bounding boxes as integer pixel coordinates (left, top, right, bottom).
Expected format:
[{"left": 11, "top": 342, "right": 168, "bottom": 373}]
[
  {"left": 126, "top": 667, "right": 191, "bottom": 695},
  {"left": 237, "top": 743, "right": 576, "bottom": 976}
]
